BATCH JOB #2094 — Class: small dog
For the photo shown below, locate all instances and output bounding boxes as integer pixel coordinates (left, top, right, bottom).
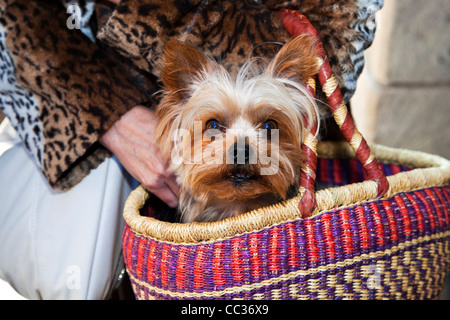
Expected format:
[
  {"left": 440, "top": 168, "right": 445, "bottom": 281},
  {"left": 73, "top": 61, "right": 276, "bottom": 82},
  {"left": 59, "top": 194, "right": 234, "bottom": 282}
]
[{"left": 155, "top": 35, "right": 320, "bottom": 222}]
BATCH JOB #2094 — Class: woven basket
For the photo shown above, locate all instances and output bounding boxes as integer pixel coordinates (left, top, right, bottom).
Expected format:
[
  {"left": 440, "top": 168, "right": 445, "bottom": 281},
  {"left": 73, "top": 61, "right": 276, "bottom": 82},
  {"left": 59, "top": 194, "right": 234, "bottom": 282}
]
[
  {"left": 123, "top": 142, "right": 450, "bottom": 300},
  {"left": 122, "top": 10, "right": 450, "bottom": 299}
]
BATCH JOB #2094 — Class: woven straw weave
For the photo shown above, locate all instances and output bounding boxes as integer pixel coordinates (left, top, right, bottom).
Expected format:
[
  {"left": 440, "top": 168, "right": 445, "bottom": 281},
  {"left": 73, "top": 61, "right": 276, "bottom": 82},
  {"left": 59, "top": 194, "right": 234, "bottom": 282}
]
[{"left": 123, "top": 142, "right": 450, "bottom": 300}]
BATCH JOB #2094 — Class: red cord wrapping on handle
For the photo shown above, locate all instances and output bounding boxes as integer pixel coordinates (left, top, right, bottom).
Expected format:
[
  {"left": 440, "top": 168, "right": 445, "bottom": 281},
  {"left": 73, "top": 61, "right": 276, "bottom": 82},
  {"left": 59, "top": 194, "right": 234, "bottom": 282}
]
[
  {"left": 278, "top": 9, "right": 389, "bottom": 217},
  {"left": 297, "top": 80, "right": 318, "bottom": 217}
]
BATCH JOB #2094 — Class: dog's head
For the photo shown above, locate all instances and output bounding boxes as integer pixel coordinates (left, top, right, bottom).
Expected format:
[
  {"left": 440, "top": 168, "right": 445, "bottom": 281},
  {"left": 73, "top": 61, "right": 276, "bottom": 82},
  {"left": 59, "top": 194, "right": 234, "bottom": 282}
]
[{"left": 155, "top": 35, "right": 320, "bottom": 222}]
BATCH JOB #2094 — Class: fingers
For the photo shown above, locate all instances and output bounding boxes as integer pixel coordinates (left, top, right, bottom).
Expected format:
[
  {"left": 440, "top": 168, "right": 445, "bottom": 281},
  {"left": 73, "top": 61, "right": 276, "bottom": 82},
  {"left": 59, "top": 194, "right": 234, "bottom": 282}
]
[
  {"left": 101, "top": 106, "right": 181, "bottom": 208},
  {"left": 145, "top": 181, "right": 179, "bottom": 209},
  {"left": 136, "top": 141, "right": 180, "bottom": 207},
  {"left": 165, "top": 173, "right": 180, "bottom": 196},
  {"left": 140, "top": 169, "right": 179, "bottom": 208}
]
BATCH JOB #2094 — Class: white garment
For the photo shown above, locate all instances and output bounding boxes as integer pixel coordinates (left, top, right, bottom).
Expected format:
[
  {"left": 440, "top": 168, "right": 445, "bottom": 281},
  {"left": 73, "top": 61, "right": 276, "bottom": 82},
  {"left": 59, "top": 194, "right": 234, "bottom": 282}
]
[{"left": 0, "top": 119, "right": 136, "bottom": 299}]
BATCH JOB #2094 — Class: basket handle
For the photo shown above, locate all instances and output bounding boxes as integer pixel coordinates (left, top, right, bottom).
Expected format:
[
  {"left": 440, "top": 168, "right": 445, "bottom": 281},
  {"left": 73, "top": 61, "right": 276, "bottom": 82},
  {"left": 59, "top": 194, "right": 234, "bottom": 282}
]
[{"left": 278, "top": 9, "right": 389, "bottom": 218}]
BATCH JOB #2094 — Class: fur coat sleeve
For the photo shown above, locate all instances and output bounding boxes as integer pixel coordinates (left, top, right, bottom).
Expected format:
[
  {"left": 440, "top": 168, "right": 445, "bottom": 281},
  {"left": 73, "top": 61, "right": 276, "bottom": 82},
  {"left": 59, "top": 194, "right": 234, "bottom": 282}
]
[
  {"left": 0, "top": 0, "right": 156, "bottom": 190},
  {"left": 0, "top": 0, "right": 382, "bottom": 191}
]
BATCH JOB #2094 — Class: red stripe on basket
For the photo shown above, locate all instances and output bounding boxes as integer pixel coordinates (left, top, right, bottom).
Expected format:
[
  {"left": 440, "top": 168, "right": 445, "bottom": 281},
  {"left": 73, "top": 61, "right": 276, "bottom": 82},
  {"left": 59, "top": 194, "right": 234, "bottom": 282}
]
[
  {"left": 394, "top": 195, "right": 412, "bottom": 237},
  {"left": 231, "top": 237, "right": 244, "bottom": 282},
  {"left": 249, "top": 233, "right": 262, "bottom": 279},
  {"left": 333, "top": 158, "right": 342, "bottom": 185},
  {"left": 320, "top": 158, "right": 328, "bottom": 183},
  {"left": 382, "top": 200, "right": 399, "bottom": 242},
  {"left": 339, "top": 209, "right": 354, "bottom": 255},
  {"left": 424, "top": 189, "right": 444, "bottom": 227},
  {"left": 213, "top": 242, "right": 226, "bottom": 288},
  {"left": 349, "top": 159, "right": 359, "bottom": 183},
  {"left": 442, "top": 186, "right": 450, "bottom": 205},
  {"left": 286, "top": 222, "right": 299, "bottom": 269},
  {"left": 176, "top": 246, "right": 189, "bottom": 289},
  {"left": 146, "top": 206, "right": 155, "bottom": 218},
  {"left": 415, "top": 191, "right": 437, "bottom": 230},
  {"left": 406, "top": 193, "right": 425, "bottom": 232},
  {"left": 370, "top": 202, "right": 385, "bottom": 247},
  {"left": 443, "top": 187, "right": 450, "bottom": 223},
  {"left": 146, "top": 240, "right": 158, "bottom": 283},
  {"left": 434, "top": 187, "right": 450, "bottom": 225},
  {"left": 194, "top": 245, "right": 207, "bottom": 288},
  {"left": 125, "top": 229, "right": 134, "bottom": 271},
  {"left": 355, "top": 206, "right": 370, "bottom": 249},
  {"left": 269, "top": 227, "right": 282, "bottom": 272},
  {"left": 321, "top": 213, "right": 336, "bottom": 259},
  {"left": 160, "top": 243, "right": 170, "bottom": 287},
  {"left": 304, "top": 220, "right": 319, "bottom": 263},
  {"left": 122, "top": 226, "right": 130, "bottom": 269},
  {"left": 136, "top": 237, "right": 146, "bottom": 278},
  {"left": 389, "top": 164, "right": 402, "bottom": 175}
]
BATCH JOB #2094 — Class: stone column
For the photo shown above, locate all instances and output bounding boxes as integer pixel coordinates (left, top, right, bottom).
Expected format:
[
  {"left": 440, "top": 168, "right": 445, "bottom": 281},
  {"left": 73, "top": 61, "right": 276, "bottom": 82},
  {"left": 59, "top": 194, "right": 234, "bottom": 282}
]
[{"left": 351, "top": 0, "right": 450, "bottom": 159}]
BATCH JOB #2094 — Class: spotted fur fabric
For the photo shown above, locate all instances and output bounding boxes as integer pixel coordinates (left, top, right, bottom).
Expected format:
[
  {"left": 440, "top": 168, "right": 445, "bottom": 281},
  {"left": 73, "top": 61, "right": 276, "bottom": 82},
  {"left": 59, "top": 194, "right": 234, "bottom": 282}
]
[
  {"left": 0, "top": 0, "right": 382, "bottom": 190},
  {"left": 0, "top": 0, "right": 154, "bottom": 190},
  {"left": 98, "top": 0, "right": 383, "bottom": 102}
]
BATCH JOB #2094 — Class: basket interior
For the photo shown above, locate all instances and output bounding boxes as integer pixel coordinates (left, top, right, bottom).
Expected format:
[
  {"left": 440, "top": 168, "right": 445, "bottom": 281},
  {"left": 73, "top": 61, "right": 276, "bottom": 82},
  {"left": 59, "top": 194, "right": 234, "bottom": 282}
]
[
  {"left": 316, "top": 157, "right": 411, "bottom": 188},
  {"left": 140, "top": 158, "right": 412, "bottom": 222}
]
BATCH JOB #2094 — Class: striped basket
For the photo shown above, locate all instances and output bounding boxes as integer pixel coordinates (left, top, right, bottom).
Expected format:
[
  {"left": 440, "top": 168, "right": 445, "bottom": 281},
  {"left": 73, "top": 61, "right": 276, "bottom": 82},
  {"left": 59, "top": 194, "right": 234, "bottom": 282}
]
[
  {"left": 122, "top": 10, "right": 450, "bottom": 299},
  {"left": 123, "top": 142, "right": 450, "bottom": 300}
]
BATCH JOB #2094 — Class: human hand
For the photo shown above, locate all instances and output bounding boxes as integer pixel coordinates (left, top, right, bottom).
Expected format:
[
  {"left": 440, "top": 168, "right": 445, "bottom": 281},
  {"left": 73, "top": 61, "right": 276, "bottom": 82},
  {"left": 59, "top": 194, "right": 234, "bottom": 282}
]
[{"left": 100, "top": 105, "right": 179, "bottom": 208}]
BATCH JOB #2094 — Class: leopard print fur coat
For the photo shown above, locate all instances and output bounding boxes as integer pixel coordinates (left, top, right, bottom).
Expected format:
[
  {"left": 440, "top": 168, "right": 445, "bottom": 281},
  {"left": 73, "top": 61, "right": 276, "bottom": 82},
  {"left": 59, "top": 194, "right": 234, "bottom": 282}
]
[{"left": 0, "top": 0, "right": 383, "bottom": 190}]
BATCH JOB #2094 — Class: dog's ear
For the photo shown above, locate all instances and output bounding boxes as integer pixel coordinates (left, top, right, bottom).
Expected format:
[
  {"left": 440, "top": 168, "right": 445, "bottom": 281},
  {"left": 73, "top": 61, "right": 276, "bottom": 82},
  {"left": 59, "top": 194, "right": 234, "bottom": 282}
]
[
  {"left": 155, "top": 40, "right": 218, "bottom": 157},
  {"left": 266, "top": 35, "right": 319, "bottom": 83},
  {"left": 161, "top": 40, "right": 218, "bottom": 101}
]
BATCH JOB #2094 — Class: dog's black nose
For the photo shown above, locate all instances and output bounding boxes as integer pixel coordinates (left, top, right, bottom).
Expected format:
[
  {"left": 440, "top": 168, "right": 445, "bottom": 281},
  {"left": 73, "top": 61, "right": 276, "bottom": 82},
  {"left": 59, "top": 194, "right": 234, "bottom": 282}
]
[{"left": 229, "top": 143, "right": 254, "bottom": 164}]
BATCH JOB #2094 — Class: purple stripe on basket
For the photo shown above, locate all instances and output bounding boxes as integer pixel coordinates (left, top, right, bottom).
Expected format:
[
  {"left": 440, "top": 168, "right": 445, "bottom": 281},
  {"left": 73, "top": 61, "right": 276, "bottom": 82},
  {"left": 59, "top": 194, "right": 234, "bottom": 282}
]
[
  {"left": 383, "top": 164, "right": 393, "bottom": 177},
  {"left": 314, "top": 214, "right": 329, "bottom": 265},
  {"left": 356, "top": 160, "right": 365, "bottom": 183},
  {"left": 153, "top": 242, "right": 163, "bottom": 290},
  {"left": 130, "top": 230, "right": 140, "bottom": 274},
  {"left": 166, "top": 242, "right": 178, "bottom": 293},
  {"left": 241, "top": 234, "right": 253, "bottom": 293}
]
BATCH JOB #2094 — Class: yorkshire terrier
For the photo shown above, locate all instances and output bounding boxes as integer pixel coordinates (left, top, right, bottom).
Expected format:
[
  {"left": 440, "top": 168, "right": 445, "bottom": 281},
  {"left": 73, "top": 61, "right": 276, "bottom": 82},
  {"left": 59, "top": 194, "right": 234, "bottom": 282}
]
[{"left": 154, "top": 35, "right": 320, "bottom": 222}]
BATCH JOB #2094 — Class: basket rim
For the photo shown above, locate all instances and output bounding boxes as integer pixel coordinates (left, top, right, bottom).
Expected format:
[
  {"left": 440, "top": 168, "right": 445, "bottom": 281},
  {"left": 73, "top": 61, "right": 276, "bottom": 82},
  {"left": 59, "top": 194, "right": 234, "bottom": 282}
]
[{"left": 123, "top": 142, "right": 450, "bottom": 244}]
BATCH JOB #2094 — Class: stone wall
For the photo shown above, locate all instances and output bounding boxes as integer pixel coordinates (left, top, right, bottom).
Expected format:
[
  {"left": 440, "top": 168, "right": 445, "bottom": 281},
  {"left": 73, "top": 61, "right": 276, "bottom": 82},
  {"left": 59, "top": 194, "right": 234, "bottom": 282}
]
[{"left": 351, "top": 0, "right": 450, "bottom": 159}]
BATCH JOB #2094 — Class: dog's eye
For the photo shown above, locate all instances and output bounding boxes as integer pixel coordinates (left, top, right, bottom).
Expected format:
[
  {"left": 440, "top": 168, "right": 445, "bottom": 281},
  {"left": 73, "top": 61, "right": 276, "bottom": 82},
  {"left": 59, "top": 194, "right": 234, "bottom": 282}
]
[
  {"left": 206, "top": 119, "right": 222, "bottom": 131},
  {"left": 263, "top": 119, "right": 278, "bottom": 131}
]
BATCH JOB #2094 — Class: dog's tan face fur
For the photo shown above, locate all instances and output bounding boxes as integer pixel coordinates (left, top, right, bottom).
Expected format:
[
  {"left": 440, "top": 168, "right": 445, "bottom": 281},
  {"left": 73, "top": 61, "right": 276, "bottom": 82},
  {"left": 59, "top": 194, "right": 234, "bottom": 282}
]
[{"left": 155, "top": 35, "right": 320, "bottom": 222}]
